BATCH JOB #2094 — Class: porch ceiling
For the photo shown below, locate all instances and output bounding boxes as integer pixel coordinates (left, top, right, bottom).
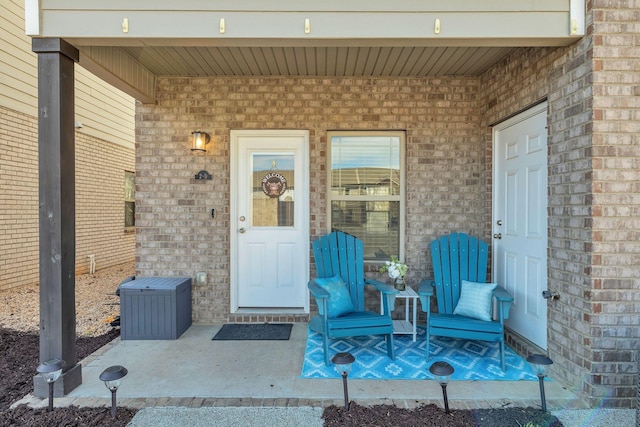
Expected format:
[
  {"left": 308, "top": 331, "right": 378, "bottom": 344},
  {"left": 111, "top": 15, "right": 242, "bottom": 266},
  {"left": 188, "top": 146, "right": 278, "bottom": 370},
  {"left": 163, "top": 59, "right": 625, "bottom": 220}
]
[
  {"left": 26, "top": 0, "right": 584, "bottom": 103},
  {"left": 117, "top": 45, "right": 518, "bottom": 77}
]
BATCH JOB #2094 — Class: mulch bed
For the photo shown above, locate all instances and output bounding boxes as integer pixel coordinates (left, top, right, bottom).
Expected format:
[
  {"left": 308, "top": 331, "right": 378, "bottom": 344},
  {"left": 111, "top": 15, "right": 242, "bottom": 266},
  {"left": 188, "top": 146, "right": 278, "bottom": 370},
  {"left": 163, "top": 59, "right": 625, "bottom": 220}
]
[
  {"left": 0, "top": 327, "right": 135, "bottom": 426},
  {"left": 0, "top": 405, "right": 136, "bottom": 427},
  {"left": 323, "top": 402, "right": 563, "bottom": 427}
]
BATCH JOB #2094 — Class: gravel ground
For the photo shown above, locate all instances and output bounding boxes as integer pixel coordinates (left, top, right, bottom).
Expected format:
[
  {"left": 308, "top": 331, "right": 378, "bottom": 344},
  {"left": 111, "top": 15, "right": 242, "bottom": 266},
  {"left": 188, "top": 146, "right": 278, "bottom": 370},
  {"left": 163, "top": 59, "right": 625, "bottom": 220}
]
[
  {"left": 553, "top": 408, "right": 636, "bottom": 427},
  {"left": 129, "top": 407, "right": 324, "bottom": 427},
  {"left": 0, "top": 262, "right": 134, "bottom": 336}
]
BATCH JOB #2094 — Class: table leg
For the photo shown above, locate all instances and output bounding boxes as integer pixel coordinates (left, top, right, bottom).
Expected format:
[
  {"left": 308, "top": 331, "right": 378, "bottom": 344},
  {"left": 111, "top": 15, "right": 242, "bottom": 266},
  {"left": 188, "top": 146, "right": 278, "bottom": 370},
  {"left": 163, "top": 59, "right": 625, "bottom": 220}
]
[{"left": 412, "top": 297, "right": 417, "bottom": 342}]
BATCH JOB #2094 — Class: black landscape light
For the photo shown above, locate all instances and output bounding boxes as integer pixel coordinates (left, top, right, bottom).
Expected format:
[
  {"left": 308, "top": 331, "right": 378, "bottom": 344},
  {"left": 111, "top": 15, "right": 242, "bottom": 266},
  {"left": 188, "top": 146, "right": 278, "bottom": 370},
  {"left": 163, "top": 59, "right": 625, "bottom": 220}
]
[
  {"left": 429, "top": 361, "right": 454, "bottom": 414},
  {"left": 36, "top": 358, "right": 65, "bottom": 412},
  {"left": 332, "top": 352, "right": 355, "bottom": 410},
  {"left": 527, "top": 354, "right": 553, "bottom": 412},
  {"left": 99, "top": 365, "right": 128, "bottom": 418}
]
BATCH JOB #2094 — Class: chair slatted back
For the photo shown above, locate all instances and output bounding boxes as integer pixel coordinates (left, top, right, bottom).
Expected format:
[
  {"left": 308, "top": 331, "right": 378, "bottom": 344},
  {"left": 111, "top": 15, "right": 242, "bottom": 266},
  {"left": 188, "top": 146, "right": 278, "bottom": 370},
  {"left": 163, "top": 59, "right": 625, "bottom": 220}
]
[
  {"left": 430, "top": 232, "right": 489, "bottom": 314},
  {"left": 312, "top": 231, "right": 365, "bottom": 312}
]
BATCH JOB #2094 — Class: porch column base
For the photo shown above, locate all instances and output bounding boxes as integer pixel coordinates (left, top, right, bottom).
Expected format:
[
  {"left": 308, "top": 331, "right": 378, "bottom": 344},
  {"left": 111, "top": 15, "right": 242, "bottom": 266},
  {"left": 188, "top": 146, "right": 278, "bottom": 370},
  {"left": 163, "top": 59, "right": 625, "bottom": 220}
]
[{"left": 33, "top": 363, "right": 82, "bottom": 398}]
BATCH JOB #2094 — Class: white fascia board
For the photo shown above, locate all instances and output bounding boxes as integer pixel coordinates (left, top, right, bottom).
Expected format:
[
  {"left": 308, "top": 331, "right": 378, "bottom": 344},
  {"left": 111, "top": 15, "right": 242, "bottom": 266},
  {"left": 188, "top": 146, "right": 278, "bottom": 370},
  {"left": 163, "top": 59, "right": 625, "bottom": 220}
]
[
  {"left": 24, "top": 0, "right": 41, "bottom": 36},
  {"left": 40, "top": 11, "right": 574, "bottom": 41}
]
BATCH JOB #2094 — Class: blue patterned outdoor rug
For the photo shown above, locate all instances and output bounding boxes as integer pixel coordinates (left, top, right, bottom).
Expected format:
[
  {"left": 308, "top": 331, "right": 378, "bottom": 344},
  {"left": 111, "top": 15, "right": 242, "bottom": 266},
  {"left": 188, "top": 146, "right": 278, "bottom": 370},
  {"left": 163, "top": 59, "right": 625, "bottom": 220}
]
[{"left": 300, "top": 327, "right": 537, "bottom": 381}]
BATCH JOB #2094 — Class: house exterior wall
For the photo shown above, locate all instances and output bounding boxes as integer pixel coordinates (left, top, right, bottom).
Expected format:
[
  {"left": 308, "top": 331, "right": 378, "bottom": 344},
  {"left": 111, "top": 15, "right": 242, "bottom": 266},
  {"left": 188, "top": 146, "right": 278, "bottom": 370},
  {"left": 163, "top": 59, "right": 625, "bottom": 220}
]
[
  {"left": 132, "top": 2, "right": 639, "bottom": 410},
  {"left": 135, "top": 76, "right": 485, "bottom": 324},
  {"left": 0, "top": 0, "right": 136, "bottom": 290},
  {"left": 478, "top": 0, "right": 640, "bottom": 408},
  {"left": 0, "top": 105, "right": 136, "bottom": 291},
  {"left": 589, "top": 0, "right": 640, "bottom": 408},
  {"left": 75, "top": 131, "right": 136, "bottom": 276},
  {"left": 138, "top": 28, "right": 638, "bottom": 404}
]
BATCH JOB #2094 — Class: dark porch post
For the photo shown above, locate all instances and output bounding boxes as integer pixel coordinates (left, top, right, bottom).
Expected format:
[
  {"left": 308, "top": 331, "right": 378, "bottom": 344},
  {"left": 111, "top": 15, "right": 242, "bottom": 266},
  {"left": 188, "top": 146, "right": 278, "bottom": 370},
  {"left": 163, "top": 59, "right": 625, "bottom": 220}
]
[{"left": 32, "top": 38, "right": 82, "bottom": 397}]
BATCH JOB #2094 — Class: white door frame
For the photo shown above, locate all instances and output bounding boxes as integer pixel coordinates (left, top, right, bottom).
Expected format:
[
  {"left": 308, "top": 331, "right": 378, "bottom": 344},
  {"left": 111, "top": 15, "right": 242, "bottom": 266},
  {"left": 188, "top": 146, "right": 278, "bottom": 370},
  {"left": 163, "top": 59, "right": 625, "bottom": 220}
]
[
  {"left": 230, "top": 129, "right": 310, "bottom": 314},
  {"left": 491, "top": 101, "right": 548, "bottom": 349}
]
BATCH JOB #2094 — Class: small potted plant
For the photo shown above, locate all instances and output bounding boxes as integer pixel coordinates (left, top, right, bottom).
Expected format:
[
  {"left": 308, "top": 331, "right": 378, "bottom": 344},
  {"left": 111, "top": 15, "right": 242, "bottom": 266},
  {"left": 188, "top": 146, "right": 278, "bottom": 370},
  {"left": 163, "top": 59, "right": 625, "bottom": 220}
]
[{"left": 379, "top": 256, "right": 408, "bottom": 291}]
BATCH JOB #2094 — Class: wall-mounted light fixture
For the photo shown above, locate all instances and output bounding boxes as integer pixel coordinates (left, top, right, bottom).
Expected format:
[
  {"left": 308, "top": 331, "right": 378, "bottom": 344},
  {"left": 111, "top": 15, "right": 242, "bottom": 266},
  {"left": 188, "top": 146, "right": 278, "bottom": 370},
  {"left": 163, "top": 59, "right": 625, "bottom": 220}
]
[{"left": 191, "top": 131, "right": 211, "bottom": 152}]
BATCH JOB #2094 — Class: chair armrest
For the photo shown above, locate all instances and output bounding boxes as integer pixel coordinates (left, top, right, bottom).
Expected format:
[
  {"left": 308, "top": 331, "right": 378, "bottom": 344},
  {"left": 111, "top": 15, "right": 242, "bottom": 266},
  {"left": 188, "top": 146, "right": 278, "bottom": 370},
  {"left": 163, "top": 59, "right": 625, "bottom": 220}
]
[
  {"left": 492, "top": 285, "right": 513, "bottom": 302},
  {"left": 308, "top": 280, "right": 329, "bottom": 299},
  {"left": 492, "top": 285, "right": 514, "bottom": 321},
  {"left": 418, "top": 280, "right": 434, "bottom": 296},
  {"left": 418, "top": 280, "right": 434, "bottom": 313},
  {"left": 308, "top": 280, "right": 330, "bottom": 317},
  {"left": 365, "top": 278, "right": 397, "bottom": 313},
  {"left": 365, "top": 278, "right": 398, "bottom": 295}
]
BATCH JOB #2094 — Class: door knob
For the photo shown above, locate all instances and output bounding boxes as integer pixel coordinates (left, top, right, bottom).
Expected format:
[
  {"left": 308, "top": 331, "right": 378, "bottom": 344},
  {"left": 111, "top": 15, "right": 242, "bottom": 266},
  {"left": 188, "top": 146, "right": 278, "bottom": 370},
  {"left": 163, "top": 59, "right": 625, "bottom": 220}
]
[
  {"left": 493, "top": 233, "right": 502, "bottom": 239},
  {"left": 496, "top": 220, "right": 503, "bottom": 226},
  {"left": 239, "top": 227, "right": 246, "bottom": 234}
]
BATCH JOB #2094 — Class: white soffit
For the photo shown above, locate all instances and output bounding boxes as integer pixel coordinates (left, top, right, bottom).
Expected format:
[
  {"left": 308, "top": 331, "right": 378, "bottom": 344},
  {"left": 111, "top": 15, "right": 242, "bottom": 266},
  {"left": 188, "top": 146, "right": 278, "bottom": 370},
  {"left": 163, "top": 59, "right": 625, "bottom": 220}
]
[{"left": 26, "top": 0, "right": 585, "bottom": 100}]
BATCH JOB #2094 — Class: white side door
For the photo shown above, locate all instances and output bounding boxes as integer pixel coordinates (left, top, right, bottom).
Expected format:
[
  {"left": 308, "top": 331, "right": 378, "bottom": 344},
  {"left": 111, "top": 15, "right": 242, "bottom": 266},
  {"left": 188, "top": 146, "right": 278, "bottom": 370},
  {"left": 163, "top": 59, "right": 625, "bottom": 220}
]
[
  {"left": 230, "top": 130, "right": 309, "bottom": 312},
  {"left": 493, "top": 103, "right": 548, "bottom": 349}
]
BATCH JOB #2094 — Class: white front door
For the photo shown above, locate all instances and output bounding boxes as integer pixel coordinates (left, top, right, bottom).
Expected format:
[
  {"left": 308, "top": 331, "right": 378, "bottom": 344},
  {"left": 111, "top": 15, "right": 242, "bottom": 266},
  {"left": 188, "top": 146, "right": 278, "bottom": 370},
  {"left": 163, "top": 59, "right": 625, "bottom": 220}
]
[
  {"left": 230, "top": 130, "right": 309, "bottom": 312},
  {"left": 493, "top": 102, "right": 548, "bottom": 349}
]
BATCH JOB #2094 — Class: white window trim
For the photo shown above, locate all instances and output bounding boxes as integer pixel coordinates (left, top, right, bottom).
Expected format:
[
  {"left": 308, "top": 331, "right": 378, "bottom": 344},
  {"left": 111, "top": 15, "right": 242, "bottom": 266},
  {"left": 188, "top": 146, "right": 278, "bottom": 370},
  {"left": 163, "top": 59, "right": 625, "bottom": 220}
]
[
  {"left": 124, "top": 170, "right": 135, "bottom": 229},
  {"left": 326, "top": 130, "right": 406, "bottom": 262}
]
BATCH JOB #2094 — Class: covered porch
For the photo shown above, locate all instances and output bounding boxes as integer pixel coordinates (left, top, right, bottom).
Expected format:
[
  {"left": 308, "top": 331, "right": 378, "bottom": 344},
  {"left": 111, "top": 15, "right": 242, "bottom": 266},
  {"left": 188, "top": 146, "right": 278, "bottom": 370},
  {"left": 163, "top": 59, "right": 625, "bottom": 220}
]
[
  {"left": 26, "top": 0, "right": 640, "bottom": 410},
  {"left": 40, "top": 324, "right": 583, "bottom": 409}
]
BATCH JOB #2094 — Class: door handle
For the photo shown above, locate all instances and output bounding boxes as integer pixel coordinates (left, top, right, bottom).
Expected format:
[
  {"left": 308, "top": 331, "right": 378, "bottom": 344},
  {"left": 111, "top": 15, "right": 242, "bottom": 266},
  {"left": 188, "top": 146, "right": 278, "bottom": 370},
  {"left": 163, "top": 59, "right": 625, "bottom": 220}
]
[
  {"left": 493, "top": 233, "right": 502, "bottom": 239},
  {"left": 239, "top": 227, "right": 246, "bottom": 234}
]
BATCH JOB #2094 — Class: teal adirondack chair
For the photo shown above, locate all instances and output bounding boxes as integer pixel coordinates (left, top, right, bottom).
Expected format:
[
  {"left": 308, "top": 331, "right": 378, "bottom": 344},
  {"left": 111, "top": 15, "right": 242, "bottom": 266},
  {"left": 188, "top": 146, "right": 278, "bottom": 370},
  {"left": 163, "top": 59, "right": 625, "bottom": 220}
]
[
  {"left": 418, "top": 233, "right": 514, "bottom": 371},
  {"left": 308, "top": 231, "right": 398, "bottom": 366}
]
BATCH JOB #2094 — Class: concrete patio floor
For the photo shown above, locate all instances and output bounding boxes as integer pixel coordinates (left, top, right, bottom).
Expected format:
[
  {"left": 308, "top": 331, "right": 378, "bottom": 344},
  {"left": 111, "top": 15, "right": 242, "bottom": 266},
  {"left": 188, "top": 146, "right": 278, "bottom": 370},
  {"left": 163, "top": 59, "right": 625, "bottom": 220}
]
[
  {"left": 49, "top": 323, "right": 587, "bottom": 410},
  {"left": 16, "top": 323, "right": 638, "bottom": 426}
]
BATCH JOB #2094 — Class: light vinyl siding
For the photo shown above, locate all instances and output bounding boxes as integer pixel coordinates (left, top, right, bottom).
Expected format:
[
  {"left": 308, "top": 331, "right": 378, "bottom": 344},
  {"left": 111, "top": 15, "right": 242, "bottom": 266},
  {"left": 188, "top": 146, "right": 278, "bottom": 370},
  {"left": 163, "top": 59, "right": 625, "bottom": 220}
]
[
  {"left": 75, "top": 66, "right": 135, "bottom": 149},
  {"left": 0, "top": 0, "right": 135, "bottom": 150},
  {"left": 0, "top": 0, "right": 38, "bottom": 116}
]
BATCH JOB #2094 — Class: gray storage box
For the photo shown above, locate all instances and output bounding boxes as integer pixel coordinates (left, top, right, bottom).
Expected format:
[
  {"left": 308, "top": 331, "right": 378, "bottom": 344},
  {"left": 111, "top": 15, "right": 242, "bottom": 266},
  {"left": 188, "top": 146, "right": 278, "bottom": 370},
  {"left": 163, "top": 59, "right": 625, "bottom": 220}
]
[{"left": 120, "top": 277, "right": 192, "bottom": 340}]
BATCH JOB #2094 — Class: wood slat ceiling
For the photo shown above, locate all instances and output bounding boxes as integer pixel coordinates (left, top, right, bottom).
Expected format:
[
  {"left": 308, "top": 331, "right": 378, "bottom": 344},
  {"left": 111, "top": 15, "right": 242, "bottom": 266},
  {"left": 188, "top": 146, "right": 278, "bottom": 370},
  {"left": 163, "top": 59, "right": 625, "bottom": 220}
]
[{"left": 121, "top": 46, "right": 516, "bottom": 77}]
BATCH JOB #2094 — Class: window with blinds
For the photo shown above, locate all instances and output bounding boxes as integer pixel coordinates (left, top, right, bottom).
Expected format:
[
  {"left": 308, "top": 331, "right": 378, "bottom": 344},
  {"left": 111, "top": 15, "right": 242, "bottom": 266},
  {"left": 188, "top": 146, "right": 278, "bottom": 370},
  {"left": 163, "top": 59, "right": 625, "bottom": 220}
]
[
  {"left": 327, "top": 131, "right": 405, "bottom": 261},
  {"left": 124, "top": 171, "right": 135, "bottom": 228}
]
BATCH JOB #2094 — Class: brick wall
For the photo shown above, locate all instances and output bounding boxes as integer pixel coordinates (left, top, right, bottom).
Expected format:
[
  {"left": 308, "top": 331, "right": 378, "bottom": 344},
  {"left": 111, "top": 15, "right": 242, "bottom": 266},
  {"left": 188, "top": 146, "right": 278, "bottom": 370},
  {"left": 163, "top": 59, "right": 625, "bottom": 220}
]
[
  {"left": 0, "top": 107, "right": 39, "bottom": 290},
  {"left": 477, "top": 1, "right": 640, "bottom": 408},
  {"left": 480, "top": 42, "right": 603, "bottom": 403},
  {"left": 137, "top": 13, "right": 639, "bottom": 404},
  {"left": 75, "top": 131, "right": 136, "bottom": 275},
  {"left": 479, "top": 43, "right": 594, "bottom": 394},
  {"left": 588, "top": 0, "right": 640, "bottom": 408},
  {"left": 0, "top": 105, "right": 136, "bottom": 291},
  {"left": 136, "top": 76, "right": 485, "bottom": 324}
]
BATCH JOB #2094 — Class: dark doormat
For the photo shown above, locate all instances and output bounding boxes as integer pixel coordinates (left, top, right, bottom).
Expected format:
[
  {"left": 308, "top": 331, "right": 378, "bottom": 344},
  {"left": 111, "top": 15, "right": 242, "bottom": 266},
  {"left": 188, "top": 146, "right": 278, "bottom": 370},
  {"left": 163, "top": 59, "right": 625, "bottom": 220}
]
[{"left": 212, "top": 323, "right": 293, "bottom": 341}]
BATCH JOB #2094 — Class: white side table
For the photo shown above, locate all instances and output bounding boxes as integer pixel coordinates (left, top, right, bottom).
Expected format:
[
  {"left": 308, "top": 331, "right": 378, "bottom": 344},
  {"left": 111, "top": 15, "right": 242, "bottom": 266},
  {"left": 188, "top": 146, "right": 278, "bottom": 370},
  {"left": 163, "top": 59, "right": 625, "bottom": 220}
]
[{"left": 380, "top": 286, "right": 418, "bottom": 342}]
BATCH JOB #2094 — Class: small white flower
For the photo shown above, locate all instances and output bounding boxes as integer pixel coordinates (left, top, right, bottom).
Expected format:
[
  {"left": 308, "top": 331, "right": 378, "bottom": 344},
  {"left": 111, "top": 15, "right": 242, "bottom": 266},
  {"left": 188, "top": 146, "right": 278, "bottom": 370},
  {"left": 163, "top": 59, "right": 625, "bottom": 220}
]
[
  {"left": 389, "top": 268, "right": 400, "bottom": 279},
  {"left": 379, "top": 256, "right": 408, "bottom": 280}
]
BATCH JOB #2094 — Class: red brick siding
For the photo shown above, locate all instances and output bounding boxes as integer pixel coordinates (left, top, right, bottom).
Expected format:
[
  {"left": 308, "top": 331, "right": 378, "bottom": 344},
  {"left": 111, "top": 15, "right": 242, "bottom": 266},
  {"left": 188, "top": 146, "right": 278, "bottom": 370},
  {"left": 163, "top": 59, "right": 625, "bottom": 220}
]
[
  {"left": 588, "top": 0, "right": 640, "bottom": 407},
  {"left": 476, "top": 1, "right": 640, "bottom": 408},
  {"left": 136, "top": 76, "right": 485, "bottom": 324},
  {"left": 135, "top": 4, "right": 639, "bottom": 406}
]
